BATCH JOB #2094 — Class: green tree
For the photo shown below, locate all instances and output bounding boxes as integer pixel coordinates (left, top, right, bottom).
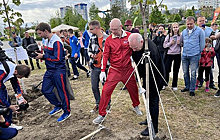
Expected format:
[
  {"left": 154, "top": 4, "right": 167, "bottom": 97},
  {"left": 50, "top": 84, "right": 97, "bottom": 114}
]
[
  {"left": 173, "top": 14, "right": 182, "bottom": 22},
  {"left": 89, "top": 3, "right": 99, "bottom": 20},
  {"left": 49, "top": 18, "right": 62, "bottom": 28},
  {"left": 110, "top": 4, "right": 122, "bottom": 18},
  {"left": 185, "top": 9, "right": 195, "bottom": 17},
  {"left": 77, "top": 18, "right": 87, "bottom": 31},
  {"left": 149, "top": 8, "right": 165, "bottom": 24},
  {"left": 49, "top": 10, "right": 62, "bottom": 28},
  {"left": 0, "top": 0, "right": 23, "bottom": 36}
]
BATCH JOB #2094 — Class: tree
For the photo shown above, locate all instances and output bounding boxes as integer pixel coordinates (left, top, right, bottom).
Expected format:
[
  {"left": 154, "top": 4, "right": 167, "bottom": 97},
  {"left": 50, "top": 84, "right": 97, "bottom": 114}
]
[
  {"left": 0, "top": 0, "right": 23, "bottom": 37},
  {"left": 173, "top": 14, "right": 182, "bottom": 22},
  {"left": 149, "top": 8, "right": 165, "bottom": 24},
  {"left": 110, "top": 4, "right": 122, "bottom": 19},
  {"left": 89, "top": 3, "right": 99, "bottom": 20},
  {"left": 49, "top": 10, "right": 62, "bottom": 28},
  {"left": 185, "top": 9, "right": 195, "bottom": 17}
]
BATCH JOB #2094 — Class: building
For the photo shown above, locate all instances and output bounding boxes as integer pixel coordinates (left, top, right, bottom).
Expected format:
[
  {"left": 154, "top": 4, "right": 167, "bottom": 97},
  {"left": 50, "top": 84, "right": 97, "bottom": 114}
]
[
  {"left": 60, "top": 6, "right": 73, "bottom": 19},
  {"left": 110, "top": 0, "right": 126, "bottom": 11},
  {"left": 74, "top": 3, "right": 88, "bottom": 21},
  {"left": 198, "top": 0, "right": 219, "bottom": 9}
]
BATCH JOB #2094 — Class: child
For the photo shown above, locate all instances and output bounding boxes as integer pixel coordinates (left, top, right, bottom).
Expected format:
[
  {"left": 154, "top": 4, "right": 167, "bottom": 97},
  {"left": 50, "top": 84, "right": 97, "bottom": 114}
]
[{"left": 196, "top": 37, "right": 215, "bottom": 92}]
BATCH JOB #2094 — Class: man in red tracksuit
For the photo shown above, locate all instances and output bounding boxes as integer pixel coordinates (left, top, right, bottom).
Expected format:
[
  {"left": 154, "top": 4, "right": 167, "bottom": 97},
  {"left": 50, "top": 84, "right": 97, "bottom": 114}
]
[{"left": 93, "top": 18, "right": 142, "bottom": 124}]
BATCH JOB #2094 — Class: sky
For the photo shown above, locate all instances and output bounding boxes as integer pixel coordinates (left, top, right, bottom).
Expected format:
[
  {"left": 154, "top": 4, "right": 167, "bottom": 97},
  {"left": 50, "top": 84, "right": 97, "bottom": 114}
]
[{"left": 2, "top": 0, "right": 198, "bottom": 26}]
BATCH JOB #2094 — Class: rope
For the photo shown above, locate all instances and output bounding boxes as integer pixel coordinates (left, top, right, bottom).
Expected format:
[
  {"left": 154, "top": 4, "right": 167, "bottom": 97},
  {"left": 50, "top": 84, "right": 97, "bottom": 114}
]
[
  {"left": 148, "top": 57, "right": 196, "bottom": 124},
  {"left": 90, "top": 57, "right": 146, "bottom": 140},
  {"left": 148, "top": 56, "right": 173, "bottom": 140}
]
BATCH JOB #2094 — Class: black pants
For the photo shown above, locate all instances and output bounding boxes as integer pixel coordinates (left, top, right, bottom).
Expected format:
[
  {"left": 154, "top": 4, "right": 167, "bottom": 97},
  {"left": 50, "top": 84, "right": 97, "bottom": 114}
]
[
  {"left": 216, "top": 53, "right": 220, "bottom": 88},
  {"left": 164, "top": 54, "right": 181, "bottom": 87},
  {"left": 197, "top": 66, "right": 211, "bottom": 82},
  {"left": 80, "top": 48, "right": 85, "bottom": 65}
]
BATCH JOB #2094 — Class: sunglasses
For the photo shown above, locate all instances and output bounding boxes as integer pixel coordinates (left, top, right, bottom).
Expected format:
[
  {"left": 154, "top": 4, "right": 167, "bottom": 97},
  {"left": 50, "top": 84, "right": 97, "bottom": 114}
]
[{"left": 89, "top": 27, "right": 96, "bottom": 30}]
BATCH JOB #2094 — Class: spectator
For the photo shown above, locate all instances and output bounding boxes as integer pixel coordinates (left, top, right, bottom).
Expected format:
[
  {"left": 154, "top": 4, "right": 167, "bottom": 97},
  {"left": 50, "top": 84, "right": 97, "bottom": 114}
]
[
  {"left": 78, "top": 31, "right": 85, "bottom": 65},
  {"left": 92, "top": 18, "right": 142, "bottom": 124},
  {"left": 180, "top": 16, "right": 205, "bottom": 96},
  {"left": 22, "top": 31, "right": 41, "bottom": 70},
  {"left": 35, "top": 22, "right": 71, "bottom": 122},
  {"left": 196, "top": 37, "right": 215, "bottom": 92},
  {"left": 68, "top": 29, "right": 90, "bottom": 80},
  {"left": 153, "top": 24, "right": 167, "bottom": 60},
  {"left": 163, "top": 23, "right": 182, "bottom": 91},
  {"left": 82, "top": 30, "right": 92, "bottom": 66},
  {"left": 197, "top": 16, "right": 217, "bottom": 90},
  {"left": 9, "top": 32, "right": 28, "bottom": 65},
  {"left": 124, "top": 19, "right": 140, "bottom": 33}
]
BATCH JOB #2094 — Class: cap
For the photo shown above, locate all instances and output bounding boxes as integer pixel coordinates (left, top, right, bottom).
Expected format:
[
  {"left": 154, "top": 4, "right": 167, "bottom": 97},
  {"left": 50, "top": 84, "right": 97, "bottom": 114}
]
[{"left": 124, "top": 19, "right": 132, "bottom": 26}]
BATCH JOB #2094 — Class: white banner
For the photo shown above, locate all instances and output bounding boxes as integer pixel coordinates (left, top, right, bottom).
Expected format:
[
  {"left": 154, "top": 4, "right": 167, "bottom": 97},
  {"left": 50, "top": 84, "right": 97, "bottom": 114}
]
[{"left": 4, "top": 47, "right": 29, "bottom": 61}]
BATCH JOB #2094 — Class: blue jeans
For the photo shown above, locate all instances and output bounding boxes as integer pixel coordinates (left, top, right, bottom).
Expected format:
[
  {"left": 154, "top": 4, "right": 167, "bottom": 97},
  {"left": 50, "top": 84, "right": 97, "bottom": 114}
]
[{"left": 182, "top": 54, "right": 200, "bottom": 92}]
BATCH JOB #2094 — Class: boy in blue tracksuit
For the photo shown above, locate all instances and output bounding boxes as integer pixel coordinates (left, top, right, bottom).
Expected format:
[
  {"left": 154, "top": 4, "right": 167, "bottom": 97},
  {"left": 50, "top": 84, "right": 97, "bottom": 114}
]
[
  {"left": 68, "top": 29, "right": 89, "bottom": 80},
  {"left": 35, "top": 22, "right": 71, "bottom": 122}
]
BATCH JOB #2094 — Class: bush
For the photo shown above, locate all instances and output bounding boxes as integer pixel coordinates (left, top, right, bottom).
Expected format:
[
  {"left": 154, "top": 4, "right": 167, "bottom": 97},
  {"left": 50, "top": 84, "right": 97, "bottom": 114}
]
[{"left": 179, "top": 25, "right": 186, "bottom": 32}]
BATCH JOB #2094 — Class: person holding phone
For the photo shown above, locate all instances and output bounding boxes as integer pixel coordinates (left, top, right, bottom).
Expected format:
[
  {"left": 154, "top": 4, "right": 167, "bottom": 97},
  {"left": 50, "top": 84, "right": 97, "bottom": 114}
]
[
  {"left": 163, "top": 23, "right": 182, "bottom": 91},
  {"left": 153, "top": 24, "right": 167, "bottom": 60}
]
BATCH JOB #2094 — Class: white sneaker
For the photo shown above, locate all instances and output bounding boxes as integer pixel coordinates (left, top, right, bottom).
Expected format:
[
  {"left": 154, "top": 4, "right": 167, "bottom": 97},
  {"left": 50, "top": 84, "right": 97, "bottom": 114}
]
[
  {"left": 162, "top": 86, "right": 166, "bottom": 90},
  {"left": 133, "top": 106, "right": 143, "bottom": 116},
  {"left": 93, "top": 115, "right": 105, "bottom": 124},
  {"left": 9, "top": 123, "right": 23, "bottom": 130},
  {"left": 173, "top": 87, "right": 178, "bottom": 91}
]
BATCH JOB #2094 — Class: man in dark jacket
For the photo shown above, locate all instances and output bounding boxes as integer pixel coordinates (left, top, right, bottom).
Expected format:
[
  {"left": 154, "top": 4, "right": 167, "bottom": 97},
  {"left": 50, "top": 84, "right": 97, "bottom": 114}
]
[
  {"left": 22, "top": 31, "right": 41, "bottom": 70},
  {"left": 129, "top": 33, "right": 166, "bottom": 136}
]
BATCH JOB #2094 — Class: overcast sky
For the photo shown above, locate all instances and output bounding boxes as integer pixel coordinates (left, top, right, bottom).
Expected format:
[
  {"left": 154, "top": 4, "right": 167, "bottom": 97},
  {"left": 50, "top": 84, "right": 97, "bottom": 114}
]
[{"left": 5, "top": 0, "right": 198, "bottom": 25}]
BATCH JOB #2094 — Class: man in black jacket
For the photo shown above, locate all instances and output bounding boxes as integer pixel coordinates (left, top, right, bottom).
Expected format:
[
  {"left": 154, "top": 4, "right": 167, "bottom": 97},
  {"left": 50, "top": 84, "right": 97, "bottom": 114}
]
[
  {"left": 128, "top": 33, "right": 166, "bottom": 136},
  {"left": 22, "top": 31, "right": 41, "bottom": 70}
]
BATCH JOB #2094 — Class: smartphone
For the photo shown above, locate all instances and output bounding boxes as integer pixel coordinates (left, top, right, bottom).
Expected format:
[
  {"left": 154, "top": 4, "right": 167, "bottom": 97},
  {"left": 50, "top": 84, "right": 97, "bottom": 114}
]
[{"left": 173, "top": 35, "right": 177, "bottom": 41}]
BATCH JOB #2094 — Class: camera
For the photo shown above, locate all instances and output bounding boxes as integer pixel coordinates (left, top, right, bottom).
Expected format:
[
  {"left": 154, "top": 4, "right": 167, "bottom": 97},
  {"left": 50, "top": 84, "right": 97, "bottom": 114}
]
[
  {"left": 17, "top": 103, "right": 29, "bottom": 112},
  {"left": 158, "top": 31, "right": 161, "bottom": 35},
  {"left": 26, "top": 43, "right": 40, "bottom": 58},
  {"left": 90, "top": 44, "right": 100, "bottom": 64},
  {"left": 0, "top": 107, "right": 10, "bottom": 115}
]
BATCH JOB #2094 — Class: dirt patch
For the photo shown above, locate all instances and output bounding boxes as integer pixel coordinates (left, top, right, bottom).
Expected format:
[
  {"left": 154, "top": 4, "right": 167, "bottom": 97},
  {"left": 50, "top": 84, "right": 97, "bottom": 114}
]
[{"left": 4, "top": 70, "right": 220, "bottom": 140}]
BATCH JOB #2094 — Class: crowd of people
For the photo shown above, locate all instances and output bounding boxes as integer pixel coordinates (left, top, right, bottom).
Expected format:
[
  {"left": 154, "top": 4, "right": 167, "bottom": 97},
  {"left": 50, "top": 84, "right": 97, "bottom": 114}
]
[{"left": 1, "top": 15, "right": 220, "bottom": 139}]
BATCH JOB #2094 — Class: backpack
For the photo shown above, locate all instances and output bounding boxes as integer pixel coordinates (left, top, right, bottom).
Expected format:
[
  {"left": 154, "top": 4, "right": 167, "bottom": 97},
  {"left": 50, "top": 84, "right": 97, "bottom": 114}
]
[{"left": 0, "top": 47, "right": 15, "bottom": 77}]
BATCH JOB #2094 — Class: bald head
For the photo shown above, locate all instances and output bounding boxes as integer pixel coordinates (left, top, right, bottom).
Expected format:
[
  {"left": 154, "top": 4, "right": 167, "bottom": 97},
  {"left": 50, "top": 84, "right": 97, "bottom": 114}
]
[
  {"left": 128, "top": 33, "right": 143, "bottom": 51},
  {"left": 110, "top": 18, "right": 121, "bottom": 27},
  {"left": 109, "top": 18, "right": 122, "bottom": 37}
]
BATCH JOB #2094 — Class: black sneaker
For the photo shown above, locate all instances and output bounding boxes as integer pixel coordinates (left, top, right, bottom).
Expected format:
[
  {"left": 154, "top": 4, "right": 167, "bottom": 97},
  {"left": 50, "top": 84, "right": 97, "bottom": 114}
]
[
  {"left": 181, "top": 88, "right": 189, "bottom": 92},
  {"left": 214, "top": 90, "right": 220, "bottom": 97},
  {"left": 140, "top": 127, "right": 158, "bottom": 136},
  {"left": 209, "top": 85, "right": 217, "bottom": 90},
  {"left": 189, "top": 92, "right": 195, "bottom": 96}
]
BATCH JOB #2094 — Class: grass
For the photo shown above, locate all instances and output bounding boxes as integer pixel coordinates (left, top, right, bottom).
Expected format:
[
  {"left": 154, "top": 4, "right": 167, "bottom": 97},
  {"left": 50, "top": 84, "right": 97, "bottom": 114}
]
[{"left": 15, "top": 61, "right": 220, "bottom": 140}]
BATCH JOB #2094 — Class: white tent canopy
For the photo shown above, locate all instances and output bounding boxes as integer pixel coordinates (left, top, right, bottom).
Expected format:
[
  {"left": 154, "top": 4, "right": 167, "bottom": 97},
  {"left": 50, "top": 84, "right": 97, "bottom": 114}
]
[
  {"left": 51, "top": 24, "right": 79, "bottom": 32},
  {"left": 25, "top": 29, "right": 35, "bottom": 33}
]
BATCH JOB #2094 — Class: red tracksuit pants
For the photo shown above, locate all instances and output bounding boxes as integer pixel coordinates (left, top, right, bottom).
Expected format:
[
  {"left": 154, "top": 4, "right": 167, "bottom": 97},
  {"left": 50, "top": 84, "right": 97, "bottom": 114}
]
[{"left": 99, "top": 66, "right": 140, "bottom": 116}]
